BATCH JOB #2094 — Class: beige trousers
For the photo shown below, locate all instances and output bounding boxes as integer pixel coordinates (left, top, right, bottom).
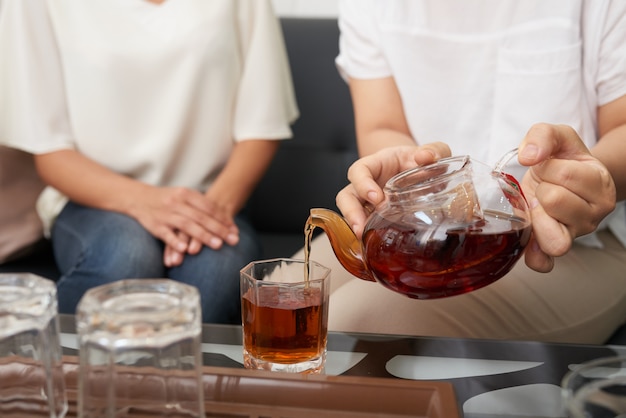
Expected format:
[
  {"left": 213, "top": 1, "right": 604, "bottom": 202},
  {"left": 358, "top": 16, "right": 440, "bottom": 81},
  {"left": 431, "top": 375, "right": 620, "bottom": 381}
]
[{"left": 292, "top": 230, "right": 626, "bottom": 344}]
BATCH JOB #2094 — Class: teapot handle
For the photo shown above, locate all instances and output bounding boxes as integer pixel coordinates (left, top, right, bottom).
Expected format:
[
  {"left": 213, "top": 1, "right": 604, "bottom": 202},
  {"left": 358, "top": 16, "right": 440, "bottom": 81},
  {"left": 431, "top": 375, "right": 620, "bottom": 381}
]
[
  {"left": 307, "top": 209, "right": 376, "bottom": 282},
  {"left": 492, "top": 148, "right": 519, "bottom": 174}
]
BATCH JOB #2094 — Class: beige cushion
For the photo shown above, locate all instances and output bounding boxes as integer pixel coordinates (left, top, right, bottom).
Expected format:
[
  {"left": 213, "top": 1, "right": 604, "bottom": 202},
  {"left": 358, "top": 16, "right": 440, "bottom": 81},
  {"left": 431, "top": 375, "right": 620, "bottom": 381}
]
[{"left": 0, "top": 146, "right": 45, "bottom": 263}]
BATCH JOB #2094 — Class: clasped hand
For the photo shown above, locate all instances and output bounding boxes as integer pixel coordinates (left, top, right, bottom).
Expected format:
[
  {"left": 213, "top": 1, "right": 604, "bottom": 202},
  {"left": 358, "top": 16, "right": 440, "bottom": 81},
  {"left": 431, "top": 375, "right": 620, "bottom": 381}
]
[
  {"left": 131, "top": 186, "right": 239, "bottom": 267},
  {"left": 336, "top": 123, "right": 616, "bottom": 273}
]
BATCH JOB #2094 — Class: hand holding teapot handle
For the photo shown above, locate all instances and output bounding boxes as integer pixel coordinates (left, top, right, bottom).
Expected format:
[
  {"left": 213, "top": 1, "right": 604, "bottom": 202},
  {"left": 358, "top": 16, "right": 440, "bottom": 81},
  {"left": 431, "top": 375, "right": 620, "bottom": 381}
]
[
  {"left": 336, "top": 142, "right": 451, "bottom": 239},
  {"left": 518, "top": 123, "right": 616, "bottom": 273}
]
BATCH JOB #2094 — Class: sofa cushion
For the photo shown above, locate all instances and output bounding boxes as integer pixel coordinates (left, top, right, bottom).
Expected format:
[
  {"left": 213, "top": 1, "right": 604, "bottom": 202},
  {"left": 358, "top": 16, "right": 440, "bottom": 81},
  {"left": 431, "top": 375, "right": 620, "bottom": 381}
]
[{"left": 0, "top": 146, "right": 45, "bottom": 263}]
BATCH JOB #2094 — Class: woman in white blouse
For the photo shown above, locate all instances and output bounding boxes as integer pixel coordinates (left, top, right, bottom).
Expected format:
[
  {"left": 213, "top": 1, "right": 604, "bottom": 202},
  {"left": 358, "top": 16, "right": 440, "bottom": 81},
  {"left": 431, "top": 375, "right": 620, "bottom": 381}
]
[
  {"left": 0, "top": 0, "right": 298, "bottom": 323},
  {"left": 296, "top": 0, "right": 626, "bottom": 344}
]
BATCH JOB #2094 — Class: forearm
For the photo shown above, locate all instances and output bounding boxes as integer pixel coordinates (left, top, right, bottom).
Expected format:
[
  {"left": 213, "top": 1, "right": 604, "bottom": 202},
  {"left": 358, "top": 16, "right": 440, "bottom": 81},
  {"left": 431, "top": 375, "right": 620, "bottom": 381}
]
[
  {"left": 593, "top": 95, "right": 626, "bottom": 201},
  {"left": 358, "top": 128, "right": 416, "bottom": 157},
  {"left": 592, "top": 123, "right": 626, "bottom": 201},
  {"left": 206, "top": 139, "right": 280, "bottom": 214},
  {"left": 34, "top": 149, "right": 150, "bottom": 215},
  {"left": 348, "top": 77, "right": 416, "bottom": 157}
]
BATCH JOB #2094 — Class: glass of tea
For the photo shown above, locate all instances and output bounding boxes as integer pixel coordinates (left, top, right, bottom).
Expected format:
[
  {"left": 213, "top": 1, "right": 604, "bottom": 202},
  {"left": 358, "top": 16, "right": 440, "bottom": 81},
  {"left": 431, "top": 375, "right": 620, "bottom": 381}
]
[
  {"left": 561, "top": 355, "right": 626, "bottom": 418},
  {"left": 76, "top": 278, "right": 204, "bottom": 418},
  {"left": 240, "top": 258, "right": 331, "bottom": 374},
  {"left": 0, "top": 273, "right": 67, "bottom": 418}
]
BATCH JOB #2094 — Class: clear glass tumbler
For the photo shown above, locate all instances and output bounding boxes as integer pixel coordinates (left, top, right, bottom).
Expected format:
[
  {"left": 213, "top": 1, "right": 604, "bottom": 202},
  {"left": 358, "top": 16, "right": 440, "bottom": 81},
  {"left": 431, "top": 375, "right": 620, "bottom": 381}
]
[
  {"left": 76, "top": 279, "right": 204, "bottom": 418},
  {"left": 240, "top": 258, "right": 331, "bottom": 374},
  {"left": 0, "top": 273, "right": 68, "bottom": 418},
  {"left": 561, "top": 354, "right": 626, "bottom": 417}
]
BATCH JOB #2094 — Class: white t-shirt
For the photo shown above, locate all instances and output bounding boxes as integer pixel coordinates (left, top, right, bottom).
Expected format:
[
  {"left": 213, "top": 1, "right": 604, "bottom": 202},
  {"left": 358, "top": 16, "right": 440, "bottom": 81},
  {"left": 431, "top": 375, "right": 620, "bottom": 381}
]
[
  {"left": 336, "top": 0, "right": 626, "bottom": 247},
  {"left": 0, "top": 0, "right": 298, "bottom": 231}
]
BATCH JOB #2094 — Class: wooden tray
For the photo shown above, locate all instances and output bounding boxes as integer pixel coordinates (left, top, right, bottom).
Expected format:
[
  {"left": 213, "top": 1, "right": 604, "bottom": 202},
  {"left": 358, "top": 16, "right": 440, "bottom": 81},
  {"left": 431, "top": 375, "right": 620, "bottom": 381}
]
[{"left": 7, "top": 356, "right": 461, "bottom": 417}]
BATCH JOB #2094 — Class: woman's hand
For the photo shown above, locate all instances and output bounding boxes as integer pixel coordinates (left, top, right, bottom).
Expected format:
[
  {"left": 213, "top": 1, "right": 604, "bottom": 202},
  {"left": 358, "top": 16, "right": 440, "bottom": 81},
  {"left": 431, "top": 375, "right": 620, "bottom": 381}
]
[
  {"left": 132, "top": 186, "right": 239, "bottom": 267},
  {"left": 336, "top": 143, "right": 451, "bottom": 239},
  {"left": 518, "top": 123, "right": 616, "bottom": 272}
]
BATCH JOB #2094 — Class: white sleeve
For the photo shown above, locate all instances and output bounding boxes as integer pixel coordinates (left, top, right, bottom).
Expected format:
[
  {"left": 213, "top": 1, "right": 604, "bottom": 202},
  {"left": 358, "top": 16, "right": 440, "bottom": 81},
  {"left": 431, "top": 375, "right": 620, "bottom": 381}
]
[
  {"left": 0, "top": 0, "right": 74, "bottom": 153},
  {"left": 596, "top": 2, "right": 626, "bottom": 106},
  {"left": 232, "top": 0, "right": 298, "bottom": 141},
  {"left": 335, "top": 0, "right": 390, "bottom": 81}
]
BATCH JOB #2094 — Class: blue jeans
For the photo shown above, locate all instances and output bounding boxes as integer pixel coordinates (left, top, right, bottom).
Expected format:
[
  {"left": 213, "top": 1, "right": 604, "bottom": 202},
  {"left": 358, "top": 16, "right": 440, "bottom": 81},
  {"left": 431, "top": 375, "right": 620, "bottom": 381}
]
[{"left": 52, "top": 202, "right": 262, "bottom": 324}]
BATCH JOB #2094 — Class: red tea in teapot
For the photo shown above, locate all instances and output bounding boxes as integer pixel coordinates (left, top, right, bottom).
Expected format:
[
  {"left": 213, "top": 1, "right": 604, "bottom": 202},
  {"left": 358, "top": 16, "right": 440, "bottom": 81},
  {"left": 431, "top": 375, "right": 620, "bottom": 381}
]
[{"left": 362, "top": 209, "right": 531, "bottom": 299}]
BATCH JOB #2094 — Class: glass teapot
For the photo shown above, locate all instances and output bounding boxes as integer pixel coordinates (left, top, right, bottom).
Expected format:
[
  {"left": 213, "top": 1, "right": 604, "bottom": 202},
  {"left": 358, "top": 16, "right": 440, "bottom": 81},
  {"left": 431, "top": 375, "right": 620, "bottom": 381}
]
[{"left": 306, "top": 152, "right": 532, "bottom": 299}]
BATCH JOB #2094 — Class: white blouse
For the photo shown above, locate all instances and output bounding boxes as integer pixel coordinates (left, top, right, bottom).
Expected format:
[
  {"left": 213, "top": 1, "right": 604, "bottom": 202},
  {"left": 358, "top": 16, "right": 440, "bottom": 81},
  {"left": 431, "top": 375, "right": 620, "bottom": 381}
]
[
  {"left": 0, "top": 0, "right": 298, "bottom": 231},
  {"left": 336, "top": 0, "right": 626, "bottom": 247}
]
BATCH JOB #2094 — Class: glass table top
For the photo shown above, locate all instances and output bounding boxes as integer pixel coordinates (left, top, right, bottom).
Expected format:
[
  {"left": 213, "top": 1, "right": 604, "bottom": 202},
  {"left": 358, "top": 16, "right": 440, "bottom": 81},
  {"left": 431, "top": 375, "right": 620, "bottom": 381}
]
[{"left": 59, "top": 314, "right": 625, "bottom": 417}]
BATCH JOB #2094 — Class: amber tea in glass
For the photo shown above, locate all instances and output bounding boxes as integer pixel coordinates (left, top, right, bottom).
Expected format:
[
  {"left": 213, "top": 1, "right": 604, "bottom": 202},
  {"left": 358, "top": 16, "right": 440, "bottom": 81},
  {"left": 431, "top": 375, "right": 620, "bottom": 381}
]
[{"left": 240, "top": 258, "right": 330, "bottom": 374}]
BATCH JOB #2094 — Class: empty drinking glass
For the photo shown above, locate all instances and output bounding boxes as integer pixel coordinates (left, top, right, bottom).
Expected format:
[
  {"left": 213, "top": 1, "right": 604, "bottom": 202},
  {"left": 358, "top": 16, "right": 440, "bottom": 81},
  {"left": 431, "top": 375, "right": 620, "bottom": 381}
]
[
  {"left": 0, "top": 273, "right": 68, "bottom": 418},
  {"left": 76, "top": 278, "right": 204, "bottom": 417},
  {"left": 562, "top": 354, "right": 626, "bottom": 417}
]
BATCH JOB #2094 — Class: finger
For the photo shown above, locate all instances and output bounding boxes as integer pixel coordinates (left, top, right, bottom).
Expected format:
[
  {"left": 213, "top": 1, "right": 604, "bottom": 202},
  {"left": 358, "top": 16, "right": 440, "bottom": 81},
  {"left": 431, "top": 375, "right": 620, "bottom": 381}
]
[
  {"left": 186, "top": 227, "right": 237, "bottom": 252},
  {"left": 531, "top": 159, "right": 615, "bottom": 233},
  {"left": 413, "top": 142, "right": 452, "bottom": 164},
  {"left": 523, "top": 236, "right": 555, "bottom": 273},
  {"left": 164, "top": 245, "right": 184, "bottom": 267},
  {"left": 173, "top": 231, "right": 204, "bottom": 256},
  {"left": 187, "top": 238, "right": 203, "bottom": 255},
  {"left": 166, "top": 209, "right": 240, "bottom": 249},
  {"left": 224, "top": 225, "right": 240, "bottom": 246},
  {"left": 532, "top": 172, "right": 602, "bottom": 237},
  {"left": 174, "top": 202, "right": 236, "bottom": 238},
  {"left": 336, "top": 185, "right": 371, "bottom": 239},
  {"left": 518, "top": 123, "right": 591, "bottom": 166},
  {"left": 157, "top": 226, "right": 189, "bottom": 254},
  {"left": 528, "top": 196, "right": 572, "bottom": 257},
  {"left": 163, "top": 231, "right": 188, "bottom": 267},
  {"left": 165, "top": 188, "right": 236, "bottom": 233},
  {"left": 532, "top": 158, "right": 610, "bottom": 204},
  {"left": 157, "top": 213, "right": 221, "bottom": 250},
  {"left": 346, "top": 162, "right": 386, "bottom": 204}
]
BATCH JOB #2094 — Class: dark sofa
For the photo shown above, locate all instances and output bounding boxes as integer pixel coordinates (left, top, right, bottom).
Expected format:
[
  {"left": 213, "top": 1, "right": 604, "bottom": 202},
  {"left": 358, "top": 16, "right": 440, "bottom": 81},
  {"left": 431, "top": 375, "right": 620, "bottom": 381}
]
[{"left": 0, "top": 17, "right": 358, "bottom": 279}]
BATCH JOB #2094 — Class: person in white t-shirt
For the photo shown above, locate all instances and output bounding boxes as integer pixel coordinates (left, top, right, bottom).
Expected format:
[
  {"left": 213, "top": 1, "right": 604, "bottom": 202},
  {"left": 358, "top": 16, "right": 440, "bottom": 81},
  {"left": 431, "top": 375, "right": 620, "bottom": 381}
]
[
  {"left": 0, "top": 0, "right": 298, "bottom": 324},
  {"left": 294, "top": 0, "right": 626, "bottom": 343}
]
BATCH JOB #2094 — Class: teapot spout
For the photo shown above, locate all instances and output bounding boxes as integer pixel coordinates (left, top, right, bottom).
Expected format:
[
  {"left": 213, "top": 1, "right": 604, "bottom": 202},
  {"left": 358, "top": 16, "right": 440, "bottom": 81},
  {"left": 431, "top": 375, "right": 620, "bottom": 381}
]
[{"left": 306, "top": 208, "right": 376, "bottom": 282}]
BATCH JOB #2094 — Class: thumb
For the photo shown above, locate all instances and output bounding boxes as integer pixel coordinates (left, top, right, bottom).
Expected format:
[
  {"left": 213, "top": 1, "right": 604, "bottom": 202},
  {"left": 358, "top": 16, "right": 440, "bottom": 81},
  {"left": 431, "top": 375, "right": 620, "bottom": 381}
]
[{"left": 518, "top": 123, "right": 591, "bottom": 167}]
